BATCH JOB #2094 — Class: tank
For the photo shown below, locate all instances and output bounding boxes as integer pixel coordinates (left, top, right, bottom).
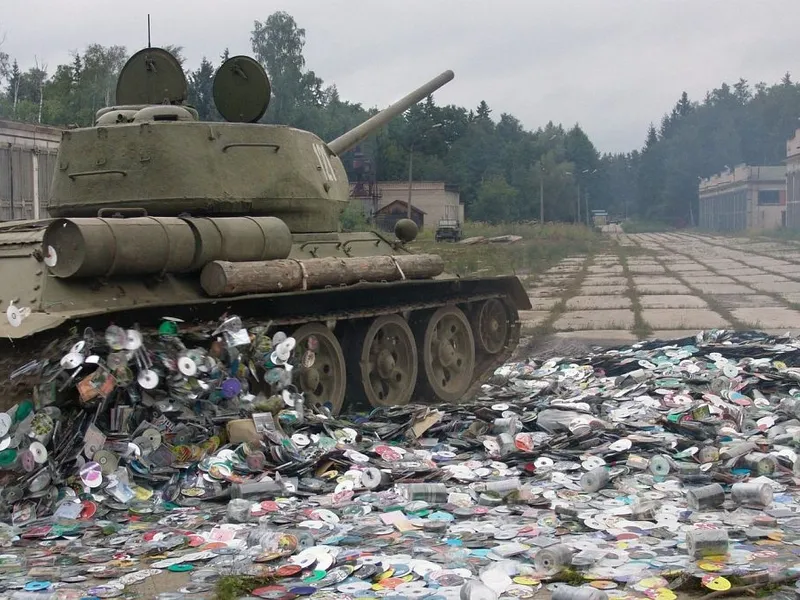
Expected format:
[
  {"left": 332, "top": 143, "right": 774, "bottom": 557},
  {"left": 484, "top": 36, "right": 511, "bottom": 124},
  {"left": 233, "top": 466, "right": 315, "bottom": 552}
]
[{"left": 0, "top": 47, "right": 531, "bottom": 413}]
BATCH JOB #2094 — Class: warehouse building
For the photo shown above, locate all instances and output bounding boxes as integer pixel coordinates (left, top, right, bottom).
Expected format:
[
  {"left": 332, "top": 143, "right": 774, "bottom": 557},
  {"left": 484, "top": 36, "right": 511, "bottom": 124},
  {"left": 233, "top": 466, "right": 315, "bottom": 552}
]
[
  {"left": 350, "top": 181, "right": 463, "bottom": 231},
  {"left": 0, "top": 120, "right": 62, "bottom": 221},
  {"left": 786, "top": 129, "right": 800, "bottom": 229},
  {"left": 698, "top": 164, "right": 786, "bottom": 232}
]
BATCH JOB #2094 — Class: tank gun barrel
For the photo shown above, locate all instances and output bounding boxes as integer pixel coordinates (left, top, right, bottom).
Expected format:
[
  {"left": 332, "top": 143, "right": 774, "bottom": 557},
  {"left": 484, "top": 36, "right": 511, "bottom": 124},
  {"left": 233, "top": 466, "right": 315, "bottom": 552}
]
[{"left": 327, "top": 70, "right": 454, "bottom": 156}]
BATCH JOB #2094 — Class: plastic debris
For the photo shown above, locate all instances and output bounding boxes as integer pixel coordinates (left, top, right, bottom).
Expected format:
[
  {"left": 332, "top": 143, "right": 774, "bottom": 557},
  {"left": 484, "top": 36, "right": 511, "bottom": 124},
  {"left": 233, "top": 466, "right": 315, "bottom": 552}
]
[{"left": 1, "top": 327, "right": 800, "bottom": 598}]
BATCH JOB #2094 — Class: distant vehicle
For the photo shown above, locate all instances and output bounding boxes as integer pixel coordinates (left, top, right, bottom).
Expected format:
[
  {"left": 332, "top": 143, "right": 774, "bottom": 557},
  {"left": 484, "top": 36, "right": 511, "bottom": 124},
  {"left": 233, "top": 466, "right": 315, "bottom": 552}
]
[
  {"left": 435, "top": 204, "right": 462, "bottom": 242},
  {"left": 435, "top": 217, "right": 462, "bottom": 242}
]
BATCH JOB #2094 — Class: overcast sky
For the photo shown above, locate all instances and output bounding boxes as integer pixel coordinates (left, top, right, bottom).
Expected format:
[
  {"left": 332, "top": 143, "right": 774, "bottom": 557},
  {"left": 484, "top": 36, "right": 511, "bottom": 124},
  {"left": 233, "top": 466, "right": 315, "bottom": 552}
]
[{"left": 3, "top": 0, "right": 800, "bottom": 153}]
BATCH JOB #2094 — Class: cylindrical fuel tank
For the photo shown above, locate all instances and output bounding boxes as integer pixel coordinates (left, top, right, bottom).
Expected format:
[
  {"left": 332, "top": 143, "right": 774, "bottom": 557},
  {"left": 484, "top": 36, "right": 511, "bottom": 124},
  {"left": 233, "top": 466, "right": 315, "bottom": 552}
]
[
  {"left": 185, "top": 216, "right": 292, "bottom": 270},
  {"left": 43, "top": 217, "right": 196, "bottom": 278},
  {"left": 42, "top": 215, "right": 293, "bottom": 278}
]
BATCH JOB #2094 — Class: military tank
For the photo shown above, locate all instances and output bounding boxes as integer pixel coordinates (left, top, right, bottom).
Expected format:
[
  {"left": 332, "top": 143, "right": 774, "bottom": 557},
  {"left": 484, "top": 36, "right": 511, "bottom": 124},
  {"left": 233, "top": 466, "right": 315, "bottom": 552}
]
[{"left": 0, "top": 47, "right": 531, "bottom": 414}]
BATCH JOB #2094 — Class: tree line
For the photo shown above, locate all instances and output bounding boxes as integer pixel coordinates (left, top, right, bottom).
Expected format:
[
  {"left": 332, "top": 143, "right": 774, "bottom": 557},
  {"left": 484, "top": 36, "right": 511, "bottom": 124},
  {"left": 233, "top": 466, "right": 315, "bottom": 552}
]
[{"left": 2, "top": 12, "right": 800, "bottom": 227}]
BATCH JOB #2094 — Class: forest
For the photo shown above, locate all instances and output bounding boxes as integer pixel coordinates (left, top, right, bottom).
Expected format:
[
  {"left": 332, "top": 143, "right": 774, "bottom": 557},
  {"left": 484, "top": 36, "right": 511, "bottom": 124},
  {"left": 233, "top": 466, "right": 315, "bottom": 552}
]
[{"left": 2, "top": 11, "right": 800, "bottom": 227}]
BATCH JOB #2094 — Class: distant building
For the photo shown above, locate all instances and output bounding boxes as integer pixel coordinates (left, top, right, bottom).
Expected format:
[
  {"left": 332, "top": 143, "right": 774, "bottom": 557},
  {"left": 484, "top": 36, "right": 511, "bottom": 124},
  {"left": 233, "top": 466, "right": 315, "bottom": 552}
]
[
  {"left": 350, "top": 181, "right": 463, "bottom": 231},
  {"left": 698, "top": 164, "right": 786, "bottom": 232},
  {"left": 374, "top": 200, "right": 425, "bottom": 231},
  {"left": 0, "top": 120, "right": 62, "bottom": 221},
  {"left": 787, "top": 129, "right": 800, "bottom": 228}
]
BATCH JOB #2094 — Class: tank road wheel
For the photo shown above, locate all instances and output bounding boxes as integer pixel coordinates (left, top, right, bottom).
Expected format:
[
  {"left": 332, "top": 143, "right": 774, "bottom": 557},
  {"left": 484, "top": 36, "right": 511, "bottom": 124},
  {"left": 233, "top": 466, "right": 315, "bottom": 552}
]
[
  {"left": 417, "top": 306, "right": 476, "bottom": 403},
  {"left": 473, "top": 298, "right": 510, "bottom": 355},
  {"left": 359, "top": 315, "right": 418, "bottom": 408},
  {"left": 293, "top": 323, "right": 346, "bottom": 415}
]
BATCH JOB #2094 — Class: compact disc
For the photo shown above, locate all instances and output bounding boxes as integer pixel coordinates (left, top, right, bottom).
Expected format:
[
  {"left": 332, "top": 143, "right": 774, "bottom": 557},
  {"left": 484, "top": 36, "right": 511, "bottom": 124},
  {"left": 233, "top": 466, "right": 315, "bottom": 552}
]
[
  {"left": 177, "top": 356, "right": 197, "bottom": 377},
  {"left": 137, "top": 369, "right": 159, "bottom": 390},
  {"left": 80, "top": 461, "right": 103, "bottom": 488},
  {"left": 93, "top": 450, "right": 119, "bottom": 475},
  {"left": 28, "top": 441, "right": 48, "bottom": 464}
]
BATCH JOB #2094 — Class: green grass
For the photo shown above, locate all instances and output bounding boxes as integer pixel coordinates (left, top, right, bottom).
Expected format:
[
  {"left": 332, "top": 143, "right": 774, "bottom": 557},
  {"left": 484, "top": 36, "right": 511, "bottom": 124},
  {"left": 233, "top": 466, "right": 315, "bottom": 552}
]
[
  {"left": 215, "top": 575, "right": 274, "bottom": 600},
  {"left": 749, "top": 228, "right": 800, "bottom": 243},
  {"left": 409, "top": 221, "right": 605, "bottom": 277},
  {"left": 620, "top": 219, "right": 675, "bottom": 234}
]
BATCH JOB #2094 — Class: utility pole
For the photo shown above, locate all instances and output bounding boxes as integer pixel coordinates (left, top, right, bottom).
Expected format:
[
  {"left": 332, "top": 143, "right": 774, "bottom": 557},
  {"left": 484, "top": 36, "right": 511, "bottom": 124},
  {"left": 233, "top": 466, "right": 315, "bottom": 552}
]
[
  {"left": 585, "top": 190, "right": 590, "bottom": 226},
  {"left": 539, "top": 163, "right": 544, "bottom": 224},
  {"left": 406, "top": 143, "right": 414, "bottom": 219},
  {"left": 406, "top": 122, "right": 442, "bottom": 221},
  {"left": 576, "top": 184, "right": 581, "bottom": 223}
]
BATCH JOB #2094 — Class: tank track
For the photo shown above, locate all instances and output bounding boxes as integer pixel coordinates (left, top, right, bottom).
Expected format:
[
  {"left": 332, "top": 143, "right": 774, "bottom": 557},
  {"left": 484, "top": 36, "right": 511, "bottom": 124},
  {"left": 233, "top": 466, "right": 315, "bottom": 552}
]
[{"left": 0, "top": 289, "right": 521, "bottom": 412}]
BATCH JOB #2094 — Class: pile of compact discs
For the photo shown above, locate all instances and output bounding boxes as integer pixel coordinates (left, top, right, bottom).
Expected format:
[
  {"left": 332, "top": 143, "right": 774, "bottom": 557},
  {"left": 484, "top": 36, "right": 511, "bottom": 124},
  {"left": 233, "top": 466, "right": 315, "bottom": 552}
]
[
  {"left": 5, "top": 329, "right": 800, "bottom": 599},
  {"left": 0, "top": 312, "right": 329, "bottom": 524}
]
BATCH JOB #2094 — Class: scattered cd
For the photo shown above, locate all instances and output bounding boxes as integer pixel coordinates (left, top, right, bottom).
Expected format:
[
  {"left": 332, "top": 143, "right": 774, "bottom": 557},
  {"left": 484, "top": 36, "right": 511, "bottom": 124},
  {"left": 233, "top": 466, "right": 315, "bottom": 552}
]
[
  {"left": 177, "top": 356, "right": 198, "bottom": 376},
  {"left": 275, "top": 343, "right": 292, "bottom": 363},
  {"left": 84, "top": 441, "right": 101, "bottom": 459},
  {"left": 143, "top": 428, "right": 162, "bottom": 449},
  {"left": 44, "top": 245, "right": 58, "bottom": 267},
  {"left": 60, "top": 352, "right": 84, "bottom": 369},
  {"left": 80, "top": 461, "right": 103, "bottom": 488},
  {"left": 105, "top": 325, "right": 128, "bottom": 350},
  {"left": 28, "top": 441, "right": 48, "bottom": 464},
  {"left": 19, "top": 450, "right": 35, "bottom": 472},
  {"left": 137, "top": 369, "right": 159, "bottom": 389},
  {"left": 0, "top": 437, "right": 10, "bottom": 452},
  {"left": 70, "top": 340, "right": 86, "bottom": 354},
  {"left": 93, "top": 450, "right": 119, "bottom": 475},
  {"left": 6, "top": 303, "right": 30, "bottom": 328},
  {"left": 301, "top": 350, "right": 316, "bottom": 368},
  {"left": 0, "top": 413, "right": 11, "bottom": 437},
  {"left": 124, "top": 329, "right": 143, "bottom": 350},
  {"left": 609, "top": 438, "right": 632, "bottom": 452}
]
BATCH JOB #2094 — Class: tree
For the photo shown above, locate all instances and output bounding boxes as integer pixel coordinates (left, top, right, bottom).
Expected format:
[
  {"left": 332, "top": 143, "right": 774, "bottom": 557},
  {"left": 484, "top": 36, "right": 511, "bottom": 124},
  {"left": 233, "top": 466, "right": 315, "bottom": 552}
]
[
  {"left": 188, "top": 57, "right": 216, "bottom": 120},
  {"left": 472, "top": 174, "right": 517, "bottom": 223},
  {"left": 251, "top": 11, "right": 322, "bottom": 124}
]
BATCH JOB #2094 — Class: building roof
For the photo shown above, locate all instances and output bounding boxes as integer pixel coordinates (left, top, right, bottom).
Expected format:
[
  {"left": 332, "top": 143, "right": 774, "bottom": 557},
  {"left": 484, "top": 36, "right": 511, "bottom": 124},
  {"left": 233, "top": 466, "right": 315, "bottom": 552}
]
[{"left": 375, "top": 200, "right": 426, "bottom": 215}]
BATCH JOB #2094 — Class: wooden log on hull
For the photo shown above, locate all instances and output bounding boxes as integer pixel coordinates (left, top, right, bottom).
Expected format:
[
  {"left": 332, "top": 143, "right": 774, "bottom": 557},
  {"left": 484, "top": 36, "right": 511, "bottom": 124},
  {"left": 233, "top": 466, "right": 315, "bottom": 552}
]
[{"left": 200, "top": 254, "right": 445, "bottom": 297}]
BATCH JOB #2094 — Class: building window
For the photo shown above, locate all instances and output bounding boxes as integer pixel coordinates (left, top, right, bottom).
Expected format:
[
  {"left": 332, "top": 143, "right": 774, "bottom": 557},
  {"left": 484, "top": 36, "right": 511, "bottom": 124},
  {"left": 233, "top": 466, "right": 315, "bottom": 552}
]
[{"left": 758, "top": 190, "right": 781, "bottom": 205}]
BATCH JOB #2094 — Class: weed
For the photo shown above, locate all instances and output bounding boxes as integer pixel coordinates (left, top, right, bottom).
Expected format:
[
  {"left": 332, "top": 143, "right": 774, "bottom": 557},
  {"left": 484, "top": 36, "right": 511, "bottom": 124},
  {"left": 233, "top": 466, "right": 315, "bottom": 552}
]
[
  {"left": 215, "top": 575, "right": 274, "bottom": 600},
  {"left": 410, "top": 222, "right": 605, "bottom": 278}
]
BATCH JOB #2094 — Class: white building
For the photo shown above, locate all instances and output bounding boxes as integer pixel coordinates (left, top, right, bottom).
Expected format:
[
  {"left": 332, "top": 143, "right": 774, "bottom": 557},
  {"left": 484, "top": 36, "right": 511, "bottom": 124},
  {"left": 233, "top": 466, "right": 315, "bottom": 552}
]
[{"left": 0, "top": 120, "right": 62, "bottom": 221}]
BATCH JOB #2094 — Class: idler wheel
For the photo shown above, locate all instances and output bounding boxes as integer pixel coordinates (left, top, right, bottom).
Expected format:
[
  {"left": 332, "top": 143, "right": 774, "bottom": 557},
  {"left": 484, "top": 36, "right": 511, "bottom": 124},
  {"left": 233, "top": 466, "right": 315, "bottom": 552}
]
[
  {"left": 416, "top": 306, "right": 475, "bottom": 403},
  {"left": 293, "top": 323, "right": 346, "bottom": 415},
  {"left": 473, "top": 298, "right": 510, "bottom": 355},
  {"left": 358, "top": 315, "right": 418, "bottom": 407}
]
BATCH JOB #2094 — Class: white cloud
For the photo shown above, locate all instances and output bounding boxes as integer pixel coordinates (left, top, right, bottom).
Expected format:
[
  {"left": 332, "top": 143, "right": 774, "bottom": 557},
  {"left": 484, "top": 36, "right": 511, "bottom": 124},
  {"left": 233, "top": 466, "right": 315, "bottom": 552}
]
[{"left": 2, "top": 0, "right": 800, "bottom": 152}]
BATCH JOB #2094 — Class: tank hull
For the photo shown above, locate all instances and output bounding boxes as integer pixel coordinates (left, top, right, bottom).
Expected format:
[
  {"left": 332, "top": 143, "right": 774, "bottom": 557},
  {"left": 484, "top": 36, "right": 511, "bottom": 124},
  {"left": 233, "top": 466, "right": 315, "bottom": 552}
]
[{"left": 0, "top": 219, "right": 530, "bottom": 411}]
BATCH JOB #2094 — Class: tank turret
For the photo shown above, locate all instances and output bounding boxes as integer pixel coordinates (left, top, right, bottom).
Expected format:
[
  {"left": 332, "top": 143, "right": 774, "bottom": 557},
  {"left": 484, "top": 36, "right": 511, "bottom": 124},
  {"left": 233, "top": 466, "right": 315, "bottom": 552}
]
[
  {"left": 47, "top": 48, "right": 453, "bottom": 234},
  {"left": 0, "top": 46, "right": 531, "bottom": 414}
]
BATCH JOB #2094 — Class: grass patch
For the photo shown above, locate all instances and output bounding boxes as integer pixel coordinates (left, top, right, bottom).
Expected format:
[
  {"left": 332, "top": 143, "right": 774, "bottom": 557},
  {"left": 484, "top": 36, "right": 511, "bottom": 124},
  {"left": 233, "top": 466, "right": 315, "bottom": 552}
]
[
  {"left": 410, "top": 222, "right": 605, "bottom": 277},
  {"left": 748, "top": 228, "right": 800, "bottom": 243},
  {"left": 616, "top": 245, "right": 652, "bottom": 339},
  {"left": 621, "top": 219, "right": 675, "bottom": 234},
  {"left": 215, "top": 575, "right": 274, "bottom": 600}
]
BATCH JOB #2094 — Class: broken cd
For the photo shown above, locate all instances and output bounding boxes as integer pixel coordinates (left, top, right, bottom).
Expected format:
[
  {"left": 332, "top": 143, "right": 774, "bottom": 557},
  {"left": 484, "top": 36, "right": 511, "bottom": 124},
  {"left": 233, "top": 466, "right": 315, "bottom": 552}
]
[
  {"left": 60, "top": 352, "right": 85, "bottom": 370},
  {"left": 80, "top": 461, "right": 103, "bottom": 488}
]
